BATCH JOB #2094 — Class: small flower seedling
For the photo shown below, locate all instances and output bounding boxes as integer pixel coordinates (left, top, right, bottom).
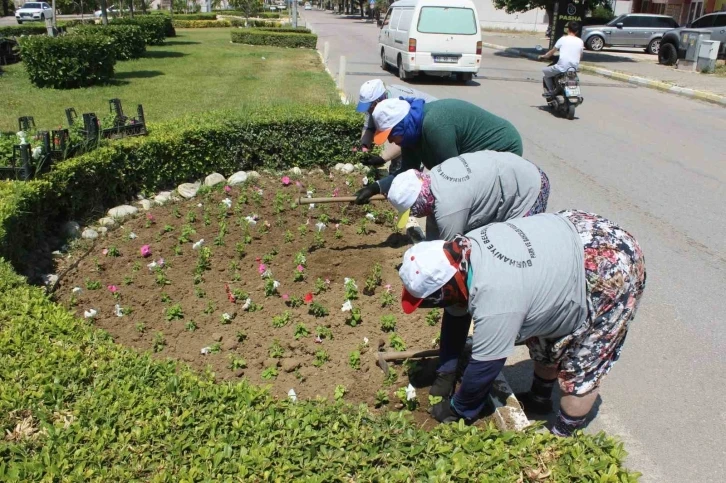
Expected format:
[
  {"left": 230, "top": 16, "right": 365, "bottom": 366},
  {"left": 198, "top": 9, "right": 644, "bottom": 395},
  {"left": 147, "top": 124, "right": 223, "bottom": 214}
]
[
  {"left": 375, "top": 390, "right": 390, "bottom": 408},
  {"left": 349, "top": 350, "right": 361, "bottom": 370},
  {"left": 185, "top": 320, "right": 197, "bottom": 332},
  {"left": 220, "top": 313, "right": 233, "bottom": 325},
  {"left": 153, "top": 332, "right": 166, "bottom": 353},
  {"left": 308, "top": 302, "right": 329, "bottom": 318},
  {"left": 264, "top": 278, "right": 281, "bottom": 297},
  {"left": 228, "top": 355, "right": 247, "bottom": 370},
  {"left": 272, "top": 311, "right": 292, "bottom": 328},
  {"left": 380, "top": 315, "right": 396, "bottom": 332},
  {"left": 107, "top": 246, "right": 120, "bottom": 257},
  {"left": 344, "top": 278, "right": 359, "bottom": 300},
  {"left": 165, "top": 304, "right": 184, "bottom": 321},
  {"left": 380, "top": 290, "right": 395, "bottom": 308},
  {"left": 285, "top": 295, "right": 304, "bottom": 308},
  {"left": 294, "top": 323, "right": 310, "bottom": 340},
  {"left": 395, "top": 385, "right": 419, "bottom": 411},
  {"left": 428, "top": 395, "right": 444, "bottom": 406},
  {"left": 261, "top": 367, "right": 278, "bottom": 380},
  {"left": 268, "top": 340, "right": 285, "bottom": 358},
  {"left": 236, "top": 330, "right": 247, "bottom": 343},
  {"left": 284, "top": 230, "right": 295, "bottom": 243},
  {"left": 334, "top": 385, "right": 347, "bottom": 401},
  {"left": 203, "top": 301, "right": 216, "bottom": 315},
  {"left": 315, "top": 326, "right": 333, "bottom": 341},
  {"left": 160, "top": 293, "right": 171, "bottom": 303},
  {"left": 313, "top": 350, "right": 330, "bottom": 367},
  {"left": 389, "top": 333, "right": 406, "bottom": 351},
  {"left": 425, "top": 309, "right": 441, "bottom": 327},
  {"left": 162, "top": 224, "right": 174, "bottom": 234},
  {"left": 313, "top": 277, "right": 330, "bottom": 295},
  {"left": 345, "top": 307, "right": 362, "bottom": 327}
]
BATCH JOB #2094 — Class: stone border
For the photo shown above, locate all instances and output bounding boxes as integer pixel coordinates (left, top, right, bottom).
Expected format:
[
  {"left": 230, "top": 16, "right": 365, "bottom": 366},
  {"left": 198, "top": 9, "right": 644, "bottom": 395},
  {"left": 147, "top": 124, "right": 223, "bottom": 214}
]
[{"left": 482, "top": 42, "right": 726, "bottom": 107}]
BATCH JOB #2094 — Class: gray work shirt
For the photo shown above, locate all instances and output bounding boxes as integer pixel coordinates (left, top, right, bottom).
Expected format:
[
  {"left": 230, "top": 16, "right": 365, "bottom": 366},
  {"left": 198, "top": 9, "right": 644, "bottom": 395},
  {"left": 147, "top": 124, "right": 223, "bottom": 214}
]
[
  {"left": 465, "top": 213, "right": 586, "bottom": 361},
  {"left": 431, "top": 151, "right": 542, "bottom": 241},
  {"left": 362, "top": 84, "right": 438, "bottom": 132}
]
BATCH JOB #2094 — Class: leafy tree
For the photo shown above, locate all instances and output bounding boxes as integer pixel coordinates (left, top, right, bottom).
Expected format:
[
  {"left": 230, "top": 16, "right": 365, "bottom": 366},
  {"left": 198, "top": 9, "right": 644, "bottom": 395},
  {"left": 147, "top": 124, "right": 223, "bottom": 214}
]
[
  {"left": 493, "top": 0, "right": 611, "bottom": 31},
  {"left": 230, "top": 0, "right": 261, "bottom": 25}
]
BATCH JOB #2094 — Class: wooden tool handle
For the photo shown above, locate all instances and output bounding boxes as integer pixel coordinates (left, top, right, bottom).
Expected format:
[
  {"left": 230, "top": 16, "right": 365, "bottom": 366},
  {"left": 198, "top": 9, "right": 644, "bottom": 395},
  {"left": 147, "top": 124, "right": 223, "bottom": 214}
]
[
  {"left": 298, "top": 194, "right": 386, "bottom": 204},
  {"left": 378, "top": 349, "right": 440, "bottom": 362}
]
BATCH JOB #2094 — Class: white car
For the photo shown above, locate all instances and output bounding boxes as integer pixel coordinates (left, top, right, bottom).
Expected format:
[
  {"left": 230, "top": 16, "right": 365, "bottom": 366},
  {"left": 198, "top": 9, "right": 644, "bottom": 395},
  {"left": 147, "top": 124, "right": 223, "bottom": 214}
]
[
  {"left": 15, "top": 2, "right": 54, "bottom": 24},
  {"left": 304, "top": 3, "right": 312, "bottom": 10},
  {"left": 94, "top": 5, "right": 123, "bottom": 18}
]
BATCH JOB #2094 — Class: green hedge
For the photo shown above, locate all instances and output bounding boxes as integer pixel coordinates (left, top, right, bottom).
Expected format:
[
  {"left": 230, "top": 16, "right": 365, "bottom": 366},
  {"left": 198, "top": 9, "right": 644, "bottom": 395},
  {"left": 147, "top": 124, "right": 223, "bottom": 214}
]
[
  {"left": 0, "top": 257, "right": 639, "bottom": 480},
  {"left": 173, "top": 19, "right": 231, "bottom": 28},
  {"left": 0, "top": 107, "right": 361, "bottom": 269},
  {"left": 0, "top": 25, "right": 50, "bottom": 37},
  {"left": 18, "top": 33, "right": 116, "bottom": 89},
  {"left": 71, "top": 24, "right": 146, "bottom": 60},
  {"left": 215, "top": 10, "right": 281, "bottom": 19},
  {"left": 256, "top": 26, "right": 312, "bottom": 34},
  {"left": 231, "top": 29, "right": 317, "bottom": 49},
  {"left": 112, "top": 16, "right": 174, "bottom": 45},
  {"left": 172, "top": 13, "right": 218, "bottom": 20}
]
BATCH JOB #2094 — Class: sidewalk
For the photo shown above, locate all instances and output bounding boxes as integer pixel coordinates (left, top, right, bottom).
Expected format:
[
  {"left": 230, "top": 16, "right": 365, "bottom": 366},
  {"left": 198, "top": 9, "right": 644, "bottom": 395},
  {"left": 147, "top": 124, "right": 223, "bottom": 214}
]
[{"left": 482, "top": 32, "right": 726, "bottom": 105}]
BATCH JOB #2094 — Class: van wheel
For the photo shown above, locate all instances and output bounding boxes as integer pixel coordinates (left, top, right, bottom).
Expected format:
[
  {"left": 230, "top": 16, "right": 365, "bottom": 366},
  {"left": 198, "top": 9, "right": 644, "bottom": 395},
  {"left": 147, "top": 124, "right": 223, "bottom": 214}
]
[
  {"left": 658, "top": 43, "right": 677, "bottom": 66},
  {"left": 397, "top": 56, "right": 408, "bottom": 81},
  {"left": 647, "top": 38, "right": 660, "bottom": 55},
  {"left": 380, "top": 49, "right": 387, "bottom": 71}
]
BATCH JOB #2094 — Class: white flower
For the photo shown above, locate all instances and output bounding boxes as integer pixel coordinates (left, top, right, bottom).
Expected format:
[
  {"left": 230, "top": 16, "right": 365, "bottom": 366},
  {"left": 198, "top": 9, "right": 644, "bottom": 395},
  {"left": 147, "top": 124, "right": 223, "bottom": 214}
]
[
  {"left": 192, "top": 239, "right": 204, "bottom": 250},
  {"left": 314, "top": 335, "right": 323, "bottom": 344},
  {"left": 288, "top": 388, "right": 298, "bottom": 402},
  {"left": 309, "top": 204, "right": 315, "bottom": 210},
  {"left": 242, "top": 298, "right": 252, "bottom": 311},
  {"left": 363, "top": 337, "right": 369, "bottom": 346},
  {"left": 366, "top": 213, "right": 375, "bottom": 221},
  {"left": 306, "top": 190, "right": 313, "bottom": 198},
  {"left": 257, "top": 189, "right": 264, "bottom": 196},
  {"left": 31, "top": 146, "right": 42, "bottom": 160},
  {"left": 344, "top": 278, "right": 358, "bottom": 289},
  {"left": 222, "top": 198, "right": 232, "bottom": 208},
  {"left": 345, "top": 180, "right": 351, "bottom": 186},
  {"left": 16, "top": 131, "right": 27, "bottom": 144},
  {"left": 147, "top": 261, "right": 158, "bottom": 271},
  {"left": 197, "top": 203, "right": 203, "bottom": 208},
  {"left": 200, "top": 346, "right": 212, "bottom": 355},
  {"left": 72, "top": 287, "right": 82, "bottom": 294},
  {"left": 315, "top": 222, "right": 326, "bottom": 232},
  {"left": 244, "top": 216, "right": 257, "bottom": 225},
  {"left": 262, "top": 269, "right": 272, "bottom": 279},
  {"left": 114, "top": 304, "right": 124, "bottom": 317},
  {"left": 405, "top": 384, "right": 417, "bottom": 401},
  {"left": 222, "top": 313, "right": 232, "bottom": 321},
  {"left": 362, "top": 176, "right": 369, "bottom": 186},
  {"left": 83, "top": 308, "right": 97, "bottom": 319},
  {"left": 341, "top": 300, "right": 353, "bottom": 312},
  {"left": 273, "top": 280, "right": 281, "bottom": 290},
  {"left": 128, "top": 232, "right": 137, "bottom": 240}
]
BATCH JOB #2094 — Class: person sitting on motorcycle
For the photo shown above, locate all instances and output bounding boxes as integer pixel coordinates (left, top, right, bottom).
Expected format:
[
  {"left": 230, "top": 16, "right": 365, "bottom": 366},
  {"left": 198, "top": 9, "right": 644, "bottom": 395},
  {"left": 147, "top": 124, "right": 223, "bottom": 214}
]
[{"left": 539, "top": 21, "right": 584, "bottom": 97}]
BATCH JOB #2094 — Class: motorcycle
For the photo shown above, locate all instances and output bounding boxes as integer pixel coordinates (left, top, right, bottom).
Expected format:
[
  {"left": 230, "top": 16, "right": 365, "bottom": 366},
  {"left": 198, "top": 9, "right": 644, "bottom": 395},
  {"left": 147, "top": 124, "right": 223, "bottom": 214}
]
[{"left": 542, "top": 58, "right": 583, "bottom": 120}]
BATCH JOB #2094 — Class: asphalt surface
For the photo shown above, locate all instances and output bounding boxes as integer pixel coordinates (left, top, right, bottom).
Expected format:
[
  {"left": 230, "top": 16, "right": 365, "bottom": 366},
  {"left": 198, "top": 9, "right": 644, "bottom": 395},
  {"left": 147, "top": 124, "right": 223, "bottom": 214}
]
[{"left": 304, "top": 10, "right": 726, "bottom": 482}]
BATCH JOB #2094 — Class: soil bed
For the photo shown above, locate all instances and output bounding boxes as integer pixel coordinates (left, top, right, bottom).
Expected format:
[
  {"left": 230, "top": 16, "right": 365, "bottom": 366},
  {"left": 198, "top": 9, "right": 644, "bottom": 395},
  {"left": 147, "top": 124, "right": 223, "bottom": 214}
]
[{"left": 56, "top": 171, "right": 443, "bottom": 421}]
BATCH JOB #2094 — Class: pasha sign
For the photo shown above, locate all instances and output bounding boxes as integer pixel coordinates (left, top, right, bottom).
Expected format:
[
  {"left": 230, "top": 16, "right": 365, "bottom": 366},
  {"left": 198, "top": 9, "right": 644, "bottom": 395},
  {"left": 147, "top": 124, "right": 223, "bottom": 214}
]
[{"left": 549, "top": 0, "right": 585, "bottom": 49}]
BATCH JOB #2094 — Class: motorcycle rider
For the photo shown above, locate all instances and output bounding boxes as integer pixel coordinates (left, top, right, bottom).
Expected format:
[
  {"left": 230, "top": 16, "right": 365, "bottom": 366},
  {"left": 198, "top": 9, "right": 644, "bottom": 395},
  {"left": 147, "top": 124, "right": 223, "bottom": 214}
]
[{"left": 539, "top": 21, "right": 584, "bottom": 97}]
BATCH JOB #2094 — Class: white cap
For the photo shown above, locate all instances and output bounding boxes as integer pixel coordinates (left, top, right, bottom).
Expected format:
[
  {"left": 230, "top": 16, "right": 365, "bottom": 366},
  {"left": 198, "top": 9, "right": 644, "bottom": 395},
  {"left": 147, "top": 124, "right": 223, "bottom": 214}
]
[
  {"left": 356, "top": 79, "right": 386, "bottom": 112},
  {"left": 388, "top": 169, "right": 422, "bottom": 214},
  {"left": 371, "top": 98, "right": 410, "bottom": 144},
  {"left": 399, "top": 241, "right": 457, "bottom": 314}
]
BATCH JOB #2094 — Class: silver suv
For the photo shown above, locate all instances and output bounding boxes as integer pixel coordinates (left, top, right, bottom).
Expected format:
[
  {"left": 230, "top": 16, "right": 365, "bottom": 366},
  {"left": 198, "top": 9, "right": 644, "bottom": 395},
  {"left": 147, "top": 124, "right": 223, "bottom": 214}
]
[
  {"left": 658, "top": 12, "right": 726, "bottom": 65},
  {"left": 582, "top": 14, "right": 679, "bottom": 55}
]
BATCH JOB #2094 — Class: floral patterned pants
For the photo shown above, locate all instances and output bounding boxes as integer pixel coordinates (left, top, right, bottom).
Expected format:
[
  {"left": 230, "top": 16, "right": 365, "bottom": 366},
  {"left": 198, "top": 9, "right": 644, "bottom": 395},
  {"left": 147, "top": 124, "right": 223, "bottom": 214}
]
[
  {"left": 525, "top": 168, "right": 551, "bottom": 217},
  {"left": 527, "top": 210, "right": 647, "bottom": 395}
]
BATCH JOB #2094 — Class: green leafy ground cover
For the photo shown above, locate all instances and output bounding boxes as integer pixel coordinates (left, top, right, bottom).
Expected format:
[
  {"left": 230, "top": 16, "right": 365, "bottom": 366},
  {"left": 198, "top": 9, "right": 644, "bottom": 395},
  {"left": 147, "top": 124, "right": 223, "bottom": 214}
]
[
  {"left": 0, "top": 28, "right": 338, "bottom": 131},
  {"left": 0, "top": 260, "right": 639, "bottom": 480}
]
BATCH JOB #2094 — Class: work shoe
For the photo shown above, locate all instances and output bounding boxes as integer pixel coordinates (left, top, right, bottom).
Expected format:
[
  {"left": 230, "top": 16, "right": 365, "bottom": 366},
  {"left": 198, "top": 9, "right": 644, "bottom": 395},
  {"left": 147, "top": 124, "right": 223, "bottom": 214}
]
[
  {"left": 515, "top": 391, "right": 554, "bottom": 415},
  {"left": 429, "top": 372, "right": 457, "bottom": 398}
]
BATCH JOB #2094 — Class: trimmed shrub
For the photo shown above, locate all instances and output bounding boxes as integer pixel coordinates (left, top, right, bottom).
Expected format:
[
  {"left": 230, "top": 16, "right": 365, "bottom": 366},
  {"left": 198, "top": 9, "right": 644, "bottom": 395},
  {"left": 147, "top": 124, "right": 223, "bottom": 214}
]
[
  {"left": 256, "top": 26, "right": 312, "bottom": 34},
  {"left": 231, "top": 29, "right": 317, "bottom": 49},
  {"left": 0, "top": 25, "right": 49, "bottom": 37},
  {"left": 228, "top": 18, "right": 280, "bottom": 28},
  {"left": 0, "top": 257, "right": 638, "bottom": 481},
  {"left": 59, "top": 18, "right": 97, "bottom": 28},
  {"left": 0, "top": 107, "right": 361, "bottom": 268},
  {"left": 172, "top": 13, "right": 218, "bottom": 20},
  {"left": 173, "top": 19, "right": 231, "bottom": 28},
  {"left": 18, "top": 33, "right": 116, "bottom": 89},
  {"left": 71, "top": 24, "right": 146, "bottom": 60},
  {"left": 214, "top": 10, "right": 281, "bottom": 19},
  {"left": 112, "top": 16, "right": 174, "bottom": 45}
]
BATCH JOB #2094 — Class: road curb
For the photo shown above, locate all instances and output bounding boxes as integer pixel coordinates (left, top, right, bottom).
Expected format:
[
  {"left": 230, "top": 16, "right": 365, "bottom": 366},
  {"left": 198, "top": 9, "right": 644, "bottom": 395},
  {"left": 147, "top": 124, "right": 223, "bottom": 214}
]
[
  {"left": 482, "top": 42, "right": 726, "bottom": 107},
  {"left": 307, "top": 20, "right": 350, "bottom": 105}
]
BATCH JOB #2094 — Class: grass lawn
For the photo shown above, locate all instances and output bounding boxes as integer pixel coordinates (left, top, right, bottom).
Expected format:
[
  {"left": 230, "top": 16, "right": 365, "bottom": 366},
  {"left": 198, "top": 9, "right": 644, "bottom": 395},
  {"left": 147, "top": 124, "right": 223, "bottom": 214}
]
[{"left": 0, "top": 28, "right": 339, "bottom": 131}]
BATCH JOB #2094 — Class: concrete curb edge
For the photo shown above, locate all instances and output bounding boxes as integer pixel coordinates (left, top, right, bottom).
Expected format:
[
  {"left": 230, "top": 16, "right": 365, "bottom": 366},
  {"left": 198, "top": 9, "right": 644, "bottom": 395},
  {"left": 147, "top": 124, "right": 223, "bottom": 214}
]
[
  {"left": 482, "top": 42, "right": 726, "bottom": 107},
  {"left": 308, "top": 21, "right": 350, "bottom": 105}
]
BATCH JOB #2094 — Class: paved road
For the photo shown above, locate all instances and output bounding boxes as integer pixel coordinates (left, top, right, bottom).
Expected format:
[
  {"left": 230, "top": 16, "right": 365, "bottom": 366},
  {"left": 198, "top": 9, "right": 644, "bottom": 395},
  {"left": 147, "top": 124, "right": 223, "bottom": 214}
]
[{"left": 304, "top": 10, "right": 726, "bottom": 483}]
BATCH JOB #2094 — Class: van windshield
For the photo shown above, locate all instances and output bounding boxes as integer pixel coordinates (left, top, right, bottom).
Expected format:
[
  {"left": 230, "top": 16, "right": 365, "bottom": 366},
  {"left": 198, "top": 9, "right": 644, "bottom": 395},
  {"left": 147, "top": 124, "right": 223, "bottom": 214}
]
[{"left": 417, "top": 7, "right": 477, "bottom": 35}]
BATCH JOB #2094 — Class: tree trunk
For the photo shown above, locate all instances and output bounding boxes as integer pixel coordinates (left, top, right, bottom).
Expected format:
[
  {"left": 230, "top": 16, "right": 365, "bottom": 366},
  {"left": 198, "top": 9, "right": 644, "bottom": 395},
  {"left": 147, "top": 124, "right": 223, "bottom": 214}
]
[
  {"left": 129, "top": 0, "right": 134, "bottom": 18},
  {"left": 2, "top": 0, "right": 9, "bottom": 18},
  {"left": 100, "top": 0, "right": 109, "bottom": 25}
]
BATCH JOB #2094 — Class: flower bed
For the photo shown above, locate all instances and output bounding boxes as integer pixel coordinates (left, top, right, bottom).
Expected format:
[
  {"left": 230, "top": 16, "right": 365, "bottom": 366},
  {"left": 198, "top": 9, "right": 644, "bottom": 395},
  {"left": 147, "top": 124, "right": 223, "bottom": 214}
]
[
  {"left": 173, "top": 19, "right": 232, "bottom": 28},
  {"left": 55, "top": 171, "right": 438, "bottom": 408}
]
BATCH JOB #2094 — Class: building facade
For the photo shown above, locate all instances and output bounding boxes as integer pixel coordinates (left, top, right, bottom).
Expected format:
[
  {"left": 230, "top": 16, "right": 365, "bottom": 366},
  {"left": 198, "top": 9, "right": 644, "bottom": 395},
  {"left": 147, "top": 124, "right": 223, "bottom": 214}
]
[{"left": 473, "top": 0, "right": 548, "bottom": 31}]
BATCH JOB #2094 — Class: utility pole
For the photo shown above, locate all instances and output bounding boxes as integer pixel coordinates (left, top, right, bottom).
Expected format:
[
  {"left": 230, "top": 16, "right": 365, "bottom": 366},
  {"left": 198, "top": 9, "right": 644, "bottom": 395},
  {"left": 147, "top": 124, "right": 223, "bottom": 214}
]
[
  {"left": 292, "top": 0, "right": 297, "bottom": 28},
  {"left": 100, "top": 0, "right": 109, "bottom": 25}
]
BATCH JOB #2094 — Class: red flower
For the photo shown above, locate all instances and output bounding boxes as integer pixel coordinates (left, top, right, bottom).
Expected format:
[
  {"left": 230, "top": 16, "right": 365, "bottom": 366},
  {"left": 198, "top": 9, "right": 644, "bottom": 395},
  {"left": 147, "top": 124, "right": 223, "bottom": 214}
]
[
  {"left": 225, "top": 283, "right": 236, "bottom": 303},
  {"left": 304, "top": 292, "right": 314, "bottom": 304}
]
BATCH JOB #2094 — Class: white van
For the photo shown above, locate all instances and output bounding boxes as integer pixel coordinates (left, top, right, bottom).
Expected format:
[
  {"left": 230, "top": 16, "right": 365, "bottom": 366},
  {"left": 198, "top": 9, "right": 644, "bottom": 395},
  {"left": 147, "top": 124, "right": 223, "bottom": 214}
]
[{"left": 378, "top": 0, "right": 482, "bottom": 82}]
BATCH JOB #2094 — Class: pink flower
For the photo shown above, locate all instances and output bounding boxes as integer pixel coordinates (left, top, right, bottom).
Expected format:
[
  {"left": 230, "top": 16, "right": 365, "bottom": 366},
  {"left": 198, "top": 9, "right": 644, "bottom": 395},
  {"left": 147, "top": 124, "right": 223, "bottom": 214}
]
[
  {"left": 146, "top": 213, "right": 154, "bottom": 221},
  {"left": 324, "top": 278, "right": 331, "bottom": 285},
  {"left": 282, "top": 294, "right": 289, "bottom": 301},
  {"left": 332, "top": 187, "right": 340, "bottom": 197},
  {"left": 281, "top": 176, "right": 291, "bottom": 186},
  {"left": 335, "top": 224, "right": 340, "bottom": 229},
  {"left": 107, "top": 285, "right": 118, "bottom": 293},
  {"left": 352, "top": 147, "right": 358, "bottom": 152},
  {"left": 140, "top": 245, "right": 151, "bottom": 258},
  {"left": 224, "top": 185, "right": 231, "bottom": 193},
  {"left": 295, "top": 181, "right": 303, "bottom": 188},
  {"left": 258, "top": 263, "right": 267, "bottom": 275},
  {"left": 255, "top": 257, "right": 261, "bottom": 262},
  {"left": 384, "top": 284, "right": 392, "bottom": 292},
  {"left": 102, "top": 248, "right": 109, "bottom": 256},
  {"left": 315, "top": 336, "right": 323, "bottom": 344},
  {"left": 361, "top": 146, "right": 369, "bottom": 152},
  {"left": 158, "top": 258, "right": 165, "bottom": 267},
  {"left": 296, "top": 265, "right": 305, "bottom": 272}
]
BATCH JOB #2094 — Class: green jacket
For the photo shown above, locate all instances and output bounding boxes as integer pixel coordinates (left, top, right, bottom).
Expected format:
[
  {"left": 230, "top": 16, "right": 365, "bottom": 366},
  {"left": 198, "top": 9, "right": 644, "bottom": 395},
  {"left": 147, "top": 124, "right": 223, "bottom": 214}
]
[{"left": 400, "top": 99, "right": 523, "bottom": 172}]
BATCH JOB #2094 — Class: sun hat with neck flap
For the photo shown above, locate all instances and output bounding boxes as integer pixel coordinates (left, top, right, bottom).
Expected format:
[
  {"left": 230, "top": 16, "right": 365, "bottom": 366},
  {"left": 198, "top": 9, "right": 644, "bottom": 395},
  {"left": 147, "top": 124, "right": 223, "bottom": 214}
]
[
  {"left": 356, "top": 79, "right": 387, "bottom": 113},
  {"left": 388, "top": 169, "right": 423, "bottom": 230},
  {"left": 371, "top": 98, "right": 410, "bottom": 145},
  {"left": 399, "top": 240, "right": 458, "bottom": 314}
]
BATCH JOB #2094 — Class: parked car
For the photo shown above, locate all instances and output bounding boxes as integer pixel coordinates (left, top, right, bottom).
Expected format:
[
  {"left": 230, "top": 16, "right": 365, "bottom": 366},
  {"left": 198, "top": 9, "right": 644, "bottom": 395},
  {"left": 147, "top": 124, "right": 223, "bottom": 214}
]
[
  {"left": 94, "top": 5, "right": 124, "bottom": 18},
  {"left": 378, "top": 0, "right": 482, "bottom": 82},
  {"left": 582, "top": 13, "right": 679, "bottom": 55},
  {"left": 659, "top": 12, "right": 726, "bottom": 65},
  {"left": 304, "top": 2, "right": 312, "bottom": 10},
  {"left": 14, "top": 2, "right": 54, "bottom": 24}
]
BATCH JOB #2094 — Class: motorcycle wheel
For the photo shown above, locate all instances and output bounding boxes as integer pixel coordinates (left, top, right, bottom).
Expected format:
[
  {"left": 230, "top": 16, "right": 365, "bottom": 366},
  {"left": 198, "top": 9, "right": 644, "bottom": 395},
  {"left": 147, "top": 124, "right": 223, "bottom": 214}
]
[{"left": 567, "top": 105, "right": 576, "bottom": 120}]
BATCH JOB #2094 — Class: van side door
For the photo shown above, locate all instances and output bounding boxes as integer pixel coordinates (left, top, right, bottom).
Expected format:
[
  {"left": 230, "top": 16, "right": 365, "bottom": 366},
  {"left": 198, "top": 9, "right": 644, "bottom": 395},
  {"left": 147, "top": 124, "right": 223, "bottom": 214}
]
[
  {"left": 379, "top": 8, "right": 394, "bottom": 62},
  {"left": 394, "top": 8, "right": 415, "bottom": 55}
]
